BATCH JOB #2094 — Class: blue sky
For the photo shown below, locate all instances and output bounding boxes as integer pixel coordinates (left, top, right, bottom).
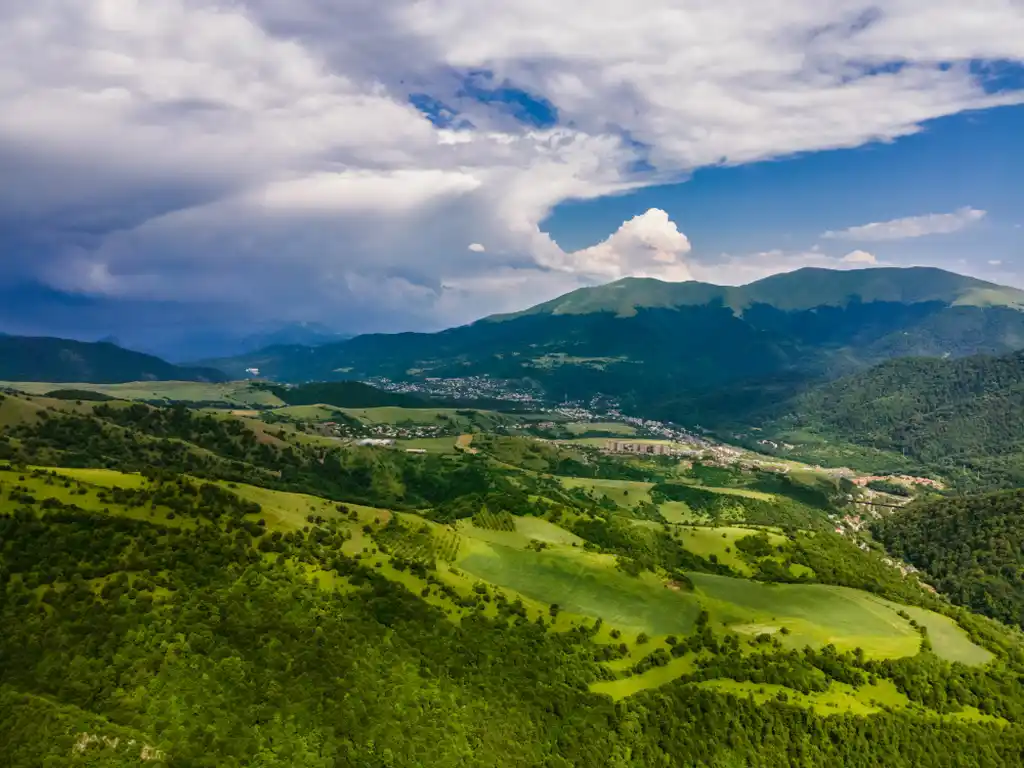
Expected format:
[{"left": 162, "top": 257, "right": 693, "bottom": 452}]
[
  {"left": 545, "top": 105, "right": 1024, "bottom": 284},
  {"left": 1, "top": 2, "right": 1023, "bottom": 358}
]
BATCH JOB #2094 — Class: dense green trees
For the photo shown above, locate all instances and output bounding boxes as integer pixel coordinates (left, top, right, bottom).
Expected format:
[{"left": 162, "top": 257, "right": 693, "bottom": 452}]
[
  {"left": 651, "top": 480, "right": 829, "bottom": 530},
  {"left": 265, "top": 381, "right": 428, "bottom": 408},
  {"left": 766, "top": 351, "right": 1024, "bottom": 491},
  {"left": 5, "top": 502, "right": 1024, "bottom": 766},
  {"left": 874, "top": 489, "right": 1024, "bottom": 629},
  {"left": 7, "top": 393, "right": 1024, "bottom": 765}
]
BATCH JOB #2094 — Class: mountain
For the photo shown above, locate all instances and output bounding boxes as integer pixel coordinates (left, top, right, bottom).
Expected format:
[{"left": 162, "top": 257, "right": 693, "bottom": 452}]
[
  {"left": 237, "top": 322, "right": 350, "bottom": 353},
  {"left": 760, "top": 349, "right": 1024, "bottom": 490},
  {"left": 0, "top": 335, "right": 228, "bottom": 384},
  {"left": 491, "top": 267, "right": 1024, "bottom": 320},
  {"left": 209, "top": 267, "right": 1024, "bottom": 419}
]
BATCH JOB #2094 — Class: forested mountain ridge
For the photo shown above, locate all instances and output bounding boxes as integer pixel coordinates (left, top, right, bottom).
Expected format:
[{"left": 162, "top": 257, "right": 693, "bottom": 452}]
[
  {"left": 762, "top": 350, "right": 1024, "bottom": 490},
  {"left": 874, "top": 490, "right": 1024, "bottom": 630},
  {"left": 207, "top": 268, "right": 1024, "bottom": 427},
  {"left": 0, "top": 335, "right": 228, "bottom": 384}
]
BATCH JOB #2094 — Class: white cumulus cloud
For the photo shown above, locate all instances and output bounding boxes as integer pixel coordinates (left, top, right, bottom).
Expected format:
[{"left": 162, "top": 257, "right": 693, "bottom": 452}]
[
  {"left": 467, "top": 243, "right": 486, "bottom": 252},
  {"left": 842, "top": 249, "right": 878, "bottom": 264},
  {"left": 823, "top": 207, "right": 987, "bottom": 241},
  {"left": 550, "top": 209, "right": 693, "bottom": 282}
]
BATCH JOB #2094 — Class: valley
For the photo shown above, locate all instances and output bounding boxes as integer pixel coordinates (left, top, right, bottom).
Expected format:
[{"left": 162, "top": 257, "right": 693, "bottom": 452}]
[
  {"left": 3, "top": 378, "right": 1023, "bottom": 766},
  {"left": 3, "top": 267, "right": 1024, "bottom": 766}
]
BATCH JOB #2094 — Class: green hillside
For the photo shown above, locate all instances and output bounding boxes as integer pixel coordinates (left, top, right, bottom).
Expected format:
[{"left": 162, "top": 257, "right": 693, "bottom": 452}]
[
  {"left": 0, "top": 335, "right": 228, "bottom": 384},
  {"left": 491, "top": 267, "right": 1024, "bottom": 320},
  {"left": 266, "top": 380, "right": 429, "bottom": 408},
  {"left": 762, "top": 350, "right": 1024, "bottom": 490},
  {"left": 4, "top": 389, "right": 1024, "bottom": 764},
  {"left": 874, "top": 489, "right": 1024, "bottom": 630}
]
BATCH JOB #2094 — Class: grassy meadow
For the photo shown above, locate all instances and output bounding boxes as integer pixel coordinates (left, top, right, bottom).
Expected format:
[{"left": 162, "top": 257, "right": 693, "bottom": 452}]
[
  {"left": 0, "top": 459, "right": 995, "bottom": 707},
  {"left": 0, "top": 380, "right": 284, "bottom": 406}
]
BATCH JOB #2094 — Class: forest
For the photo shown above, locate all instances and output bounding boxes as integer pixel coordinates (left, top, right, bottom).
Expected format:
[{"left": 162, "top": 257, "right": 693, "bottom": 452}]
[
  {"left": 763, "top": 350, "right": 1024, "bottom": 491},
  {"left": 874, "top": 489, "right": 1024, "bottom": 630},
  {"left": 4, "top": 393, "right": 1024, "bottom": 766}
]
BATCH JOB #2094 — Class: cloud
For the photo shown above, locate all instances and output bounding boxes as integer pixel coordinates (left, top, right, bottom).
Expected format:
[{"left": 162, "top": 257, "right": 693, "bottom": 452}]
[
  {"left": 468, "top": 243, "right": 486, "bottom": 252},
  {"left": 548, "top": 209, "right": 693, "bottom": 281},
  {"left": 823, "top": 207, "right": 987, "bottom": 241},
  {"left": 989, "top": 259, "right": 1003, "bottom": 266},
  {"left": 842, "top": 249, "right": 878, "bottom": 264},
  {"left": 0, "top": 1, "right": 1022, "bottom": 344}
]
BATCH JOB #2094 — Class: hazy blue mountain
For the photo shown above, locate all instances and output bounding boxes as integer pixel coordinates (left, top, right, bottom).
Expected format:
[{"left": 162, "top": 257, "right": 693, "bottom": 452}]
[
  {"left": 238, "top": 322, "right": 350, "bottom": 353},
  {"left": 0, "top": 336, "right": 228, "bottom": 384}
]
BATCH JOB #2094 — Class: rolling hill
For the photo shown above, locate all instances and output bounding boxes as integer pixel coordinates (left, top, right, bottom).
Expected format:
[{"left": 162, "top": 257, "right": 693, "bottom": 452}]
[
  {"left": 761, "top": 349, "right": 1024, "bottom": 490},
  {"left": 0, "top": 335, "right": 228, "bottom": 384},
  {"left": 208, "top": 267, "right": 1024, "bottom": 423},
  {"left": 266, "top": 380, "right": 430, "bottom": 408}
]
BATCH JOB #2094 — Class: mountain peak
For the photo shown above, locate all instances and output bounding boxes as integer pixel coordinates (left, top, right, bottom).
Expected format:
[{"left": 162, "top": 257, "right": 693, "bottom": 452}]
[{"left": 487, "top": 266, "right": 1024, "bottom": 322}]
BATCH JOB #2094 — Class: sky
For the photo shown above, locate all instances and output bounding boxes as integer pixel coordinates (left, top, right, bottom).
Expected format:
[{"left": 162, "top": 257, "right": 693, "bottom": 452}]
[{"left": 1, "top": 1, "right": 1023, "bottom": 359}]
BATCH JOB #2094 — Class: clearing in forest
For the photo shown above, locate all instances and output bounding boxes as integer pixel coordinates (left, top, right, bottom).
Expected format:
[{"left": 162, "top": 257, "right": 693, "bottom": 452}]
[
  {"left": 563, "top": 422, "right": 637, "bottom": 436},
  {"left": 456, "top": 540, "right": 702, "bottom": 636},
  {"left": 690, "top": 572, "right": 985, "bottom": 661},
  {"left": 672, "top": 525, "right": 787, "bottom": 575},
  {"left": 455, "top": 433, "right": 478, "bottom": 453},
  {"left": 559, "top": 477, "right": 654, "bottom": 507}
]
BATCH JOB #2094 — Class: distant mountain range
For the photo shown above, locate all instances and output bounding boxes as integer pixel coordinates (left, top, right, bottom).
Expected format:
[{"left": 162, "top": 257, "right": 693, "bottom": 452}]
[
  {"left": 236, "top": 322, "right": 351, "bottom": 354},
  {"left": 208, "top": 267, "right": 1024, "bottom": 417},
  {"left": 0, "top": 336, "right": 228, "bottom": 384}
]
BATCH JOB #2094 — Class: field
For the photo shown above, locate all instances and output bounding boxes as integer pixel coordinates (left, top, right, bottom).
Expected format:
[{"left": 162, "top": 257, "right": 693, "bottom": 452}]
[
  {"left": 559, "top": 477, "right": 654, "bottom": 507},
  {"left": 563, "top": 422, "right": 637, "bottom": 436},
  {"left": 696, "top": 678, "right": 912, "bottom": 716},
  {"left": 591, "top": 655, "right": 697, "bottom": 699},
  {"left": 338, "top": 406, "right": 521, "bottom": 430},
  {"left": 673, "top": 525, "right": 787, "bottom": 574},
  {"left": 395, "top": 437, "right": 461, "bottom": 453},
  {"left": 900, "top": 605, "right": 993, "bottom": 665},
  {"left": 0, "top": 393, "right": 49, "bottom": 427},
  {"left": 456, "top": 540, "right": 702, "bottom": 635},
  {"left": 680, "top": 482, "right": 777, "bottom": 501},
  {"left": 273, "top": 404, "right": 343, "bottom": 421},
  {"left": 560, "top": 437, "right": 678, "bottom": 449},
  {"left": 0, "top": 380, "right": 284, "bottom": 406},
  {"left": 559, "top": 476, "right": 778, "bottom": 522},
  {"left": 216, "top": 481, "right": 391, "bottom": 531},
  {"left": 690, "top": 572, "right": 981, "bottom": 661}
]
